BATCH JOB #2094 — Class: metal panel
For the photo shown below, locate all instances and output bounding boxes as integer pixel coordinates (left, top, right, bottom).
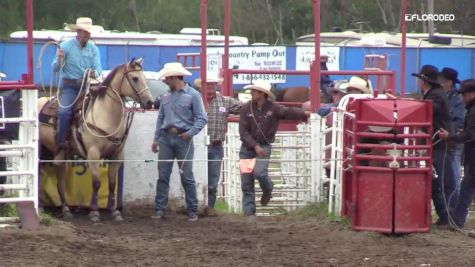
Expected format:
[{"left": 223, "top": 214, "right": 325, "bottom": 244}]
[
  {"left": 352, "top": 169, "right": 394, "bottom": 233},
  {"left": 394, "top": 170, "right": 431, "bottom": 233}
]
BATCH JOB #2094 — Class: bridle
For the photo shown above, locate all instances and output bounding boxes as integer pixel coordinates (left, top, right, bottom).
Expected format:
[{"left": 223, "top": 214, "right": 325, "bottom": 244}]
[
  {"left": 121, "top": 64, "right": 150, "bottom": 101},
  {"left": 81, "top": 63, "right": 149, "bottom": 140}
]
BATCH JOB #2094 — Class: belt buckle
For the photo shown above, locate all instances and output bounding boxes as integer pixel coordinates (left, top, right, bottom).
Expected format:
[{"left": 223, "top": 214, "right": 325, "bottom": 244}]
[{"left": 167, "top": 127, "right": 178, "bottom": 135}]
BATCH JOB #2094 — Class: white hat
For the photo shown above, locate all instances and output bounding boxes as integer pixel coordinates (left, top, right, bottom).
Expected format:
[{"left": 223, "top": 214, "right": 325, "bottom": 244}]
[
  {"left": 347, "top": 76, "right": 373, "bottom": 94},
  {"left": 368, "top": 126, "right": 393, "bottom": 132},
  {"left": 157, "top": 62, "right": 192, "bottom": 80},
  {"left": 66, "top": 17, "right": 96, "bottom": 33},
  {"left": 327, "top": 79, "right": 349, "bottom": 95},
  {"left": 193, "top": 77, "right": 223, "bottom": 89},
  {"left": 243, "top": 80, "right": 275, "bottom": 100},
  {"left": 238, "top": 90, "right": 252, "bottom": 102}
]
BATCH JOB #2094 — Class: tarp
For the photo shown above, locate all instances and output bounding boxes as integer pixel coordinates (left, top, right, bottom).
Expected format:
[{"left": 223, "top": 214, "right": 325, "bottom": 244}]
[{"left": 0, "top": 89, "right": 20, "bottom": 140}]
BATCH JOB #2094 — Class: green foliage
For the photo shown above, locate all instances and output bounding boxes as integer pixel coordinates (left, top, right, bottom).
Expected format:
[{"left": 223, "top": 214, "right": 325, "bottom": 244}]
[{"left": 1, "top": 0, "right": 473, "bottom": 43}]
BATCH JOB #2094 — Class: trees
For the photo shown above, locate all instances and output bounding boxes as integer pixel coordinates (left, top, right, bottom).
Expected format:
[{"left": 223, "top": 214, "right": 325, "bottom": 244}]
[{"left": 1, "top": 0, "right": 473, "bottom": 44}]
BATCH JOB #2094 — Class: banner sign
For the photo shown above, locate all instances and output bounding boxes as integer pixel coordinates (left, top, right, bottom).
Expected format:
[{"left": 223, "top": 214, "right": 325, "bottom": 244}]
[
  {"left": 40, "top": 158, "right": 120, "bottom": 208},
  {"left": 208, "top": 46, "right": 287, "bottom": 84},
  {"left": 295, "top": 46, "right": 340, "bottom": 71}
]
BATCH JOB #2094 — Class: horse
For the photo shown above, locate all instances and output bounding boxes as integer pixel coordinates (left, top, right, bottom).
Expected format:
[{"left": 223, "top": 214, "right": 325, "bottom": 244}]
[
  {"left": 38, "top": 58, "right": 153, "bottom": 222},
  {"left": 275, "top": 86, "right": 309, "bottom": 103}
]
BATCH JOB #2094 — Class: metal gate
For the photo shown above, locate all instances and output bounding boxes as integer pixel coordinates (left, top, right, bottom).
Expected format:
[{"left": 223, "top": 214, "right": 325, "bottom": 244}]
[
  {"left": 0, "top": 89, "right": 39, "bottom": 225},
  {"left": 222, "top": 115, "right": 326, "bottom": 215}
]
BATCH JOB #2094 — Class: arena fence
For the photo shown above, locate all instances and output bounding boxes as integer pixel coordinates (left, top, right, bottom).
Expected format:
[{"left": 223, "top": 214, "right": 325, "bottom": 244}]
[{"left": 0, "top": 89, "right": 39, "bottom": 228}]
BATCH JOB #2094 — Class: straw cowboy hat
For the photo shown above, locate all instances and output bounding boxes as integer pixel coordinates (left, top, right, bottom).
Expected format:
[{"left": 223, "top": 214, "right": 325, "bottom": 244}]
[
  {"left": 347, "top": 76, "right": 372, "bottom": 94},
  {"left": 157, "top": 62, "right": 192, "bottom": 80},
  {"left": 194, "top": 77, "right": 223, "bottom": 89},
  {"left": 243, "top": 80, "right": 275, "bottom": 100},
  {"left": 326, "top": 79, "right": 349, "bottom": 95},
  {"left": 66, "top": 17, "right": 96, "bottom": 33},
  {"left": 411, "top": 64, "right": 440, "bottom": 85}
]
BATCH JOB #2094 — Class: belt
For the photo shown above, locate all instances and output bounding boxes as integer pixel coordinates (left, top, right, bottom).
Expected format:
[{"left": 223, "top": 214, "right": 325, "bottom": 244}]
[
  {"left": 165, "top": 127, "right": 188, "bottom": 136},
  {"left": 62, "top": 78, "right": 83, "bottom": 86},
  {"left": 210, "top": 140, "right": 223, "bottom": 146}
]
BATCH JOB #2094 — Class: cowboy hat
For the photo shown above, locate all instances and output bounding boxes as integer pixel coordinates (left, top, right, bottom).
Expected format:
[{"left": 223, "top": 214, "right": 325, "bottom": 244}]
[
  {"left": 411, "top": 65, "right": 440, "bottom": 85},
  {"left": 347, "top": 76, "right": 372, "bottom": 94},
  {"left": 243, "top": 80, "right": 275, "bottom": 100},
  {"left": 460, "top": 79, "right": 475, "bottom": 94},
  {"left": 326, "top": 79, "right": 349, "bottom": 95},
  {"left": 238, "top": 90, "right": 252, "bottom": 102},
  {"left": 194, "top": 77, "right": 223, "bottom": 89},
  {"left": 66, "top": 17, "right": 96, "bottom": 33},
  {"left": 157, "top": 62, "right": 192, "bottom": 80},
  {"left": 439, "top": 67, "right": 460, "bottom": 84}
]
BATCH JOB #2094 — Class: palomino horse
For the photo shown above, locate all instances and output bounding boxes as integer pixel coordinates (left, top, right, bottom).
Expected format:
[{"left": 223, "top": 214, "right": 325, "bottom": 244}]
[{"left": 38, "top": 58, "right": 153, "bottom": 221}]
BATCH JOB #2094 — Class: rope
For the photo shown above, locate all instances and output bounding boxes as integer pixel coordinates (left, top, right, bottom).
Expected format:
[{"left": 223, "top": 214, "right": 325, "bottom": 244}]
[
  {"left": 56, "top": 69, "right": 90, "bottom": 109},
  {"left": 81, "top": 84, "right": 127, "bottom": 138},
  {"left": 39, "top": 158, "right": 344, "bottom": 163},
  {"left": 37, "top": 40, "right": 63, "bottom": 97}
]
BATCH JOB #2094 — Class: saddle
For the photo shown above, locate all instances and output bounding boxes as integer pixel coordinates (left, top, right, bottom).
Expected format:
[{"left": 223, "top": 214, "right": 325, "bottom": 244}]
[{"left": 38, "top": 92, "right": 90, "bottom": 128}]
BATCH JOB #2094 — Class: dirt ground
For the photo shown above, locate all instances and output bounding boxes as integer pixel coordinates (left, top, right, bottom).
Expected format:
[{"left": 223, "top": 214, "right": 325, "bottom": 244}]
[{"left": 1, "top": 205, "right": 475, "bottom": 267}]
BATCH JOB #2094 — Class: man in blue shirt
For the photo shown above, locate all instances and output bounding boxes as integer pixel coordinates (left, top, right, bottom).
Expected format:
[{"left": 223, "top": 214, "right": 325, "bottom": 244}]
[
  {"left": 51, "top": 17, "right": 102, "bottom": 158},
  {"left": 151, "top": 62, "right": 207, "bottom": 222},
  {"left": 439, "top": 67, "right": 465, "bottom": 187}
]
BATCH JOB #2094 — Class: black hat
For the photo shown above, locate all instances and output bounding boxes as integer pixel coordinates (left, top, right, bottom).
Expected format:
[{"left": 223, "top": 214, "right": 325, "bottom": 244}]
[
  {"left": 411, "top": 65, "right": 440, "bottom": 85},
  {"left": 439, "top": 67, "right": 460, "bottom": 84},
  {"left": 460, "top": 79, "right": 475, "bottom": 94}
]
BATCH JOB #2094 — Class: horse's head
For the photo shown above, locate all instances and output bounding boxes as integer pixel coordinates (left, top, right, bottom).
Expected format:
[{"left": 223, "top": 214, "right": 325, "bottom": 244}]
[{"left": 115, "top": 58, "right": 153, "bottom": 109}]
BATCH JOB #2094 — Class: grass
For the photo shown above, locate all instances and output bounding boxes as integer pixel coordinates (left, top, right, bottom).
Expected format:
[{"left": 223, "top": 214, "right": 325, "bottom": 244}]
[
  {"left": 289, "top": 202, "right": 351, "bottom": 228},
  {"left": 0, "top": 204, "right": 55, "bottom": 227},
  {"left": 39, "top": 210, "right": 55, "bottom": 226},
  {"left": 214, "top": 199, "right": 231, "bottom": 213},
  {"left": 0, "top": 203, "right": 19, "bottom": 217}
]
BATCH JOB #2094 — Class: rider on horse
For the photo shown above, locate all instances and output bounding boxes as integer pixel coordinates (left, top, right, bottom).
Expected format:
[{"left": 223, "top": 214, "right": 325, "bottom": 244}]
[{"left": 51, "top": 17, "right": 102, "bottom": 159}]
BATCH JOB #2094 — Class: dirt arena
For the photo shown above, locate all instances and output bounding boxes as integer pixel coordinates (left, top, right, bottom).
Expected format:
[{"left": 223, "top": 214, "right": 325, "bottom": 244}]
[{"left": 1, "top": 204, "right": 475, "bottom": 267}]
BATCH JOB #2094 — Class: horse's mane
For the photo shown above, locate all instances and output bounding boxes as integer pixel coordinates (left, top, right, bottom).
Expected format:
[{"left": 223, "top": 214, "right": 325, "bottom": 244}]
[{"left": 96, "top": 64, "right": 126, "bottom": 96}]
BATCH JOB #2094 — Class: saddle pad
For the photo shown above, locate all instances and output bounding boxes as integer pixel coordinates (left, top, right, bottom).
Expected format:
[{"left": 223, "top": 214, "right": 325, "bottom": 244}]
[{"left": 39, "top": 98, "right": 58, "bottom": 124}]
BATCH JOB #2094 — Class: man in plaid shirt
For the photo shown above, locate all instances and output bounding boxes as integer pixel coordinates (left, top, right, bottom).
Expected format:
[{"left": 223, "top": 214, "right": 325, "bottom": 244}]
[{"left": 203, "top": 79, "right": 242, "bottom": 216}]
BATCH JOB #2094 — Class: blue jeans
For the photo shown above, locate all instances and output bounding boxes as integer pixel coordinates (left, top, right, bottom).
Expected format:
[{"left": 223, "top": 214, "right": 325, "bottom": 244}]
[
  {"left": 452, "top": 158, "right": 475, "bottom": 227},
  {"left": 432, "top": 148, "right": 458, "bottom": 224},
  {"left": 207, "top": 144, "right": 224, "bottom": 208},
  {"left": 155, "top": 133, "right": 198, "bottom": 216},
  {"left": 57, "top": 85, "right": 80, "bottom": 145},
  {"left": 239, "top": 144, "right": 273, "bottom": 216}
]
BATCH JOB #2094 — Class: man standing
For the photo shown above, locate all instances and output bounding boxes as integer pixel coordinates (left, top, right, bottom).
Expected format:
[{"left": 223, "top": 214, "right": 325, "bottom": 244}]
[
  {"left": 412, "top": 65, "right": 457, "bottom": 227},
  {"left": 201, "top": 79, "right": 242, "bottom": 216},
  {"left": 52, "top": 17, "right": 102, "bottom": 158},
  {"left": 439, "top": 67, "right": 465, "bottom": 185},
  {"left": 239, "top": 80, "right": 310, "bottom": 217},
  {"left": 151, "top": 62, "right": 207, "bottom": 221},
  {"left": 439, "top": 79, "right": 475, "bottom": 228}
]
